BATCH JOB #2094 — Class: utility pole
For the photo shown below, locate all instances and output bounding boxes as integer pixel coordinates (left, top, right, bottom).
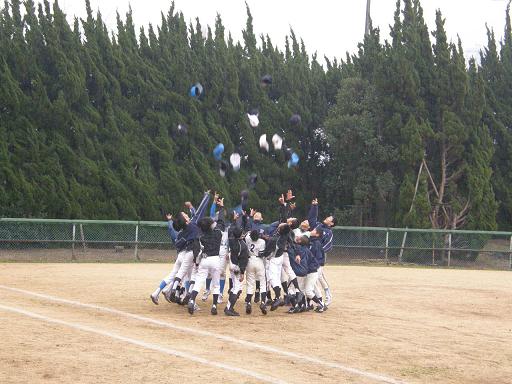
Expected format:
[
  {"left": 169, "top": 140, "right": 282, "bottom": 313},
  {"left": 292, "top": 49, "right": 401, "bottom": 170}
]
[{"left": 365, "top": 0, "right": 372, "bottom": 36}]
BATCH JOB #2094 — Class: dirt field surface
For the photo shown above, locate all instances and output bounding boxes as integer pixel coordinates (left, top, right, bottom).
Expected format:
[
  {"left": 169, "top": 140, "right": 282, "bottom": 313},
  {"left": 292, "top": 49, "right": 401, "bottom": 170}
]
[{"left": 0, "top": 264, "right": 511, "bottom": 384}]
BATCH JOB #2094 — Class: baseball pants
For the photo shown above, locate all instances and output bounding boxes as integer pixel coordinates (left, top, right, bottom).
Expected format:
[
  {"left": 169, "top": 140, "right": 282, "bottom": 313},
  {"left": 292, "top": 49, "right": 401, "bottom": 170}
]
[
  {"left": 161, "top": 250, "right": 193, "bottom": 291},
  {"left": 267, "top": 256, "right": 283, "bottom": 288},
  {"left": 193, "top": 256, "right": 221, "bottom": 295},
  {"left": 229, "top": 262, "right": 243, "bottom": 294},
  {"left": 245, "top": 256, "right": 266, "bottom": 295}
]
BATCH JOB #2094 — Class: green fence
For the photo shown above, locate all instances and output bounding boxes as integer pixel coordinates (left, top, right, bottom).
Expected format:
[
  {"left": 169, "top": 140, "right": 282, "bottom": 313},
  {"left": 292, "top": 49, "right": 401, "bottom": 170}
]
[{"left": 0, "top": 218, "right": 511, "bottom": 269}]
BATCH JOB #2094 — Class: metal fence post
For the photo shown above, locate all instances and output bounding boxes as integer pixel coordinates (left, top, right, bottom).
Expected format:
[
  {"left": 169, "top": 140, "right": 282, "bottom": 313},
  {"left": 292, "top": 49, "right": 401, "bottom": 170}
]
[
  {"left": 385, "top": 231, "right": 389, "bottom": 264},
  {"left": 134, "top": 224, "right": 140, "bottom": 261},
  {"left": 71, "top": 224, "right": 76, "bottom": 261},
  {"left": 509, "top": 235, "right": 512, "bottom": 270},
  {"left": 447, "top": 232, "right": 452, "bottom": 267}
]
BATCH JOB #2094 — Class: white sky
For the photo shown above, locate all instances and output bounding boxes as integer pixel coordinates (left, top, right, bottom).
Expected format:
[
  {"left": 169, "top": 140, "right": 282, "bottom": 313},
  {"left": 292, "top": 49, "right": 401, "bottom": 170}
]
[{"left": 56, "top": 0, "right": 510, "bottom": 62}]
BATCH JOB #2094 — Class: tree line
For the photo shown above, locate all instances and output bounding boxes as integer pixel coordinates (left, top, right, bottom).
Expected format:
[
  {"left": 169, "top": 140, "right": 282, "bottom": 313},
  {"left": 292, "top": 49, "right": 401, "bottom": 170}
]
[{"left": 0, "top": 0, "right": 511, "bottom": 230}]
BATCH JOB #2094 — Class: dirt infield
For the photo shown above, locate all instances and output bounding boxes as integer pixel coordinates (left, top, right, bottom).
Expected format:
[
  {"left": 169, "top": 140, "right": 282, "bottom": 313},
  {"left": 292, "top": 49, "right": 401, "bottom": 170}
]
[{"left": 0, "top": 264, "right": 511, "bottom": 384}]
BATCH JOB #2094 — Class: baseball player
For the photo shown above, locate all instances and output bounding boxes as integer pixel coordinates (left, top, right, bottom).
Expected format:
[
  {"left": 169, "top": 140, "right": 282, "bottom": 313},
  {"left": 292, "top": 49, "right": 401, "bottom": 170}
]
[
  {"left": 308, "top": 198, "right": 336, "bottom": 306},
  {"left": 150, "top": 193, "right": 209, "bottom": 304},
  {"left": 244, "top": 229, "right": 268, "bottom": 315},
  {"left": 161, "top": 191, "right": 211, "bottom": 303},
  {"left": 202, "top": 194, "right": 228, "bottom": 303},
  {"left": 187, "top": 199, "right": 227, "bottom": 315},
  {"left": 289, "top": 235, "right": 325, "bottom": 313},
  {"left": 224, "top": 224, "right": 249, "bottom": 316}
]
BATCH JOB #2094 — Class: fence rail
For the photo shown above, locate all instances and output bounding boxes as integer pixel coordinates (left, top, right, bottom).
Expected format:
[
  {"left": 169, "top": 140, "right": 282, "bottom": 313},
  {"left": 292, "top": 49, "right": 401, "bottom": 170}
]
[{"left": 0, "top": 218, "right": 511, "bottom": 269}]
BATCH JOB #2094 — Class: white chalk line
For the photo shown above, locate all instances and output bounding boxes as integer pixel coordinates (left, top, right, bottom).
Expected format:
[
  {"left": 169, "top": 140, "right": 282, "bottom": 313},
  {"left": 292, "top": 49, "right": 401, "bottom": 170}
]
[
  {"left": 0, "top": 284, "right": 406, "bottom": 384},
  {"left": 0, "top": 303, "right": 287, "bottom": 384}
]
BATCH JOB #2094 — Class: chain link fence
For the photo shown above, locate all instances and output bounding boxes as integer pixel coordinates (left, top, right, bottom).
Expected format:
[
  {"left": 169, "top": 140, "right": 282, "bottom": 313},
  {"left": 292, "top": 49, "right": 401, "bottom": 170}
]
[
  {"left": 330, "top": 227, "right": 512, "bottom": 269},
  {"left": 0, "top": 218, "right": 175, "bottom": 262},
  {"left": 0, "top": 219, "right": 511, "bottom": 269}
]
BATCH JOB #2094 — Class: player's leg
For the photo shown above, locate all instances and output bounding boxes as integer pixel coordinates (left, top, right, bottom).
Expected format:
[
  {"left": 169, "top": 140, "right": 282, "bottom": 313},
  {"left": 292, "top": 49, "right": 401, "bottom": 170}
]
[
  {"left": 255, "top": 258, "right": 268, "bottom": 314},
  {"left": 268, "top": 256, "right": 284, "bottom": 311},
  {"left": 244, "top": 258, "right": 257, "bottom": 314},
  {"left": 280, "top": 268, "right": 290, "bottom": 304},
  {"left": 289, "top": 276, "right": 306, "bottom": 313},
  {"left": 281, "top": 252, "right": 303, "bottom": 305},
  {"left": 169, "top": 250, "right": 194, "bottom": 301},
  {"left": 202, "top": 272, "right": 212, "bottom": 301},
  {"left": 209, "top": 257, "right": 221, "bottom": 315},
  {"left": 187, "top": 257, "right": 209, "bottom": 315},
  {"left": 264, "top": 259, "right": 273, "bottom": 305},
  {"left": 317, "top": 266, "right": 332, "bottom": 305},
  {"left": 307, "top": 272, "right": 325, "bottom": 312},
  {"left": 224, "top": 264, "right": 242, "bottom": 316},
  {"left": 151, "top": 250, "right": 184, "bottom": 304},
  {"left": 218, "top": 254, "right": 228, "bottom": 303}
]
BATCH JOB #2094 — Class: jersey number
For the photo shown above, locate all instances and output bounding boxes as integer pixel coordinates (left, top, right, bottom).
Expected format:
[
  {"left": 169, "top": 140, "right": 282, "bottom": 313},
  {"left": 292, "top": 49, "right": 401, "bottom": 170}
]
[{"left": 250, "top": 244, "right": 255, "bottom": 253}]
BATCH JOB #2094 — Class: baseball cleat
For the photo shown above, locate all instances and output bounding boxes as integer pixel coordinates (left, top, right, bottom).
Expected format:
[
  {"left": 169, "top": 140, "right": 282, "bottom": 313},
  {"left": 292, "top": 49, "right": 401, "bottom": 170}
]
[
  {"left": 287, "top": 307, "right": 296, "bottom": 314},
  {"left": 245, "top": 303, "right": 252, "bottom": 315},
  {"left": 270, "top": 297, "right": 283, "bottom": 311},
  {"left": 211, "top": 305, "right": 217, "bottom": 315},
  {"left": 224, "top": 307, "right": 240, "bottom": 316},
  {"left": 296, "top": 292, "right": 304, "bottom": 307},
  {"left": 254, "top": 290, "right": 260, "bottom": 303},
  {"left": 314, "top": 305, "right": 324, "bottom": 313},
  {"left": 187, "top": 301, "right": 195, "bottom": 315},
  {"left": 325, "top": 294, "right": 332, "bottom": 306},
  {"left": 169, "top": 289, "right": 177, "bottom": 303},
  {"left": 162, "top": 289, "right": 172, "bottom": 303},
  {"left": 259, "top": 303, "right": 267, "bottom": 315},
  {"left": 202, "top": 290, "right": 210, "bottom": 302},
  {"left": 181, "top": 294, "right": 190, "bottom": 306},
  {"left": 150, "top": 294, "right": 159, "bottom": 305}
]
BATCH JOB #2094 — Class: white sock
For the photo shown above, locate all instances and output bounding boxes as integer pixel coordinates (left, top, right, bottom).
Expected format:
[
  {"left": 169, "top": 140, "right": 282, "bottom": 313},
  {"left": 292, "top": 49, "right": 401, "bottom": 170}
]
[{"left": 152, "top": 288, "right": 161, "bottom": 297}]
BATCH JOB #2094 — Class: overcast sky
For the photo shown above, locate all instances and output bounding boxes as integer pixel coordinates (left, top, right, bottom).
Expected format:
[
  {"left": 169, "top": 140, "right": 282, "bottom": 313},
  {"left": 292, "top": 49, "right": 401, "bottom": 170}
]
[{"left": 56, "top": 0, "right": 511, "bottom": 62}]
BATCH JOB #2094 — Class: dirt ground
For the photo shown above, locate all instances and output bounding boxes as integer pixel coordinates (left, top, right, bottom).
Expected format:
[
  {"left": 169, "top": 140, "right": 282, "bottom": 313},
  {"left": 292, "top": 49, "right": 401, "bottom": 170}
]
[{"left": 0, "top": 264, "right": 511, "bottom": 384}]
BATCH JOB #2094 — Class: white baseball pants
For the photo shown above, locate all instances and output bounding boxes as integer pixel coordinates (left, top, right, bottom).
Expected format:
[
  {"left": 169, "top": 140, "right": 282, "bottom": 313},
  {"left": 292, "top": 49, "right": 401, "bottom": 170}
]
[
  {"left": 267, "top": 256, "right": 283, "bottom": 289},
  {"left": 193, "top": 256, "right": 221, "bottom": 295},
  {"left": 245, "top": 257, "right": 266, "bottom": 295}
]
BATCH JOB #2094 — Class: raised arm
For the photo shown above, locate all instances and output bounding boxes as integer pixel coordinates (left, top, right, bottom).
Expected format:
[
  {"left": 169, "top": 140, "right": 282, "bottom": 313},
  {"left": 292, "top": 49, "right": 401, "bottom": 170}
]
[
  {"left": 166, "top": 214, "right": 178, "bottom": 243},
  {"left": 209, "top": 201, "right": 217, "bottom": 219},
  {"left": 191, "top": 191, "right": 211, "bottom": 223},
  {"left": 215, "top": 199, "right": 226, "bottom": 232},
  {"left": 209, "top": 192, "right": 219, "bottom": 218},
  {"left": 308, "top": 199, "right": 319, "bottom": 229}
]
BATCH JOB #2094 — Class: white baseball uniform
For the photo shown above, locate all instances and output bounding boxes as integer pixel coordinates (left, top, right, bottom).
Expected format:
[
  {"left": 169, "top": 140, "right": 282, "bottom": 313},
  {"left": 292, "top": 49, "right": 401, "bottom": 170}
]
[{"left": 244, "top": 234, "right": 267, "bottom": 295}]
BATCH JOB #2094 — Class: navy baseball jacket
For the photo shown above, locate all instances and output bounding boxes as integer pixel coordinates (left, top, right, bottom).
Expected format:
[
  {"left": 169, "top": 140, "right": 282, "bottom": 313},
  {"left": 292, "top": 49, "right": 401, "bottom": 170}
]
[
  {"left": 168, "top": 192, "right": 210, "bottom": 252},
  {"left": 308, "top": 204, "right": 334, "bottom": 254}
]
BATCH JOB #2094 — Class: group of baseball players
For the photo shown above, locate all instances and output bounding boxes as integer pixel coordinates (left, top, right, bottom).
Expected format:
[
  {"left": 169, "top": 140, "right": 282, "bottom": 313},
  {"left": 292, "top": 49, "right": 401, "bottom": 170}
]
[{"left": 150, "top": 190, "right": 335, "bottom": 316}]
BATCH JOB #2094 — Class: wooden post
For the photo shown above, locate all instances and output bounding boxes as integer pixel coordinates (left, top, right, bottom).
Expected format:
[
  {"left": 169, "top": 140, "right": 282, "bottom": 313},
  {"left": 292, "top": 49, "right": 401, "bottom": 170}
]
[
  {"left": 79, "top": 224, "right": 86, "bottom": 252},
  {"left": 71, "top": 224, "right": 76, "bottom": 261},
  {"left": 431, "top": 237, "right": 435, "bottom": 266},
  {"left": 447, "top": 232, "right": 452, "bottom": 267},
  {"left": 134, "top": 224, "right": 140, "bottom": 261},
  {"left": 398, "top": 231, "right": 407, "bottom": 264}
]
